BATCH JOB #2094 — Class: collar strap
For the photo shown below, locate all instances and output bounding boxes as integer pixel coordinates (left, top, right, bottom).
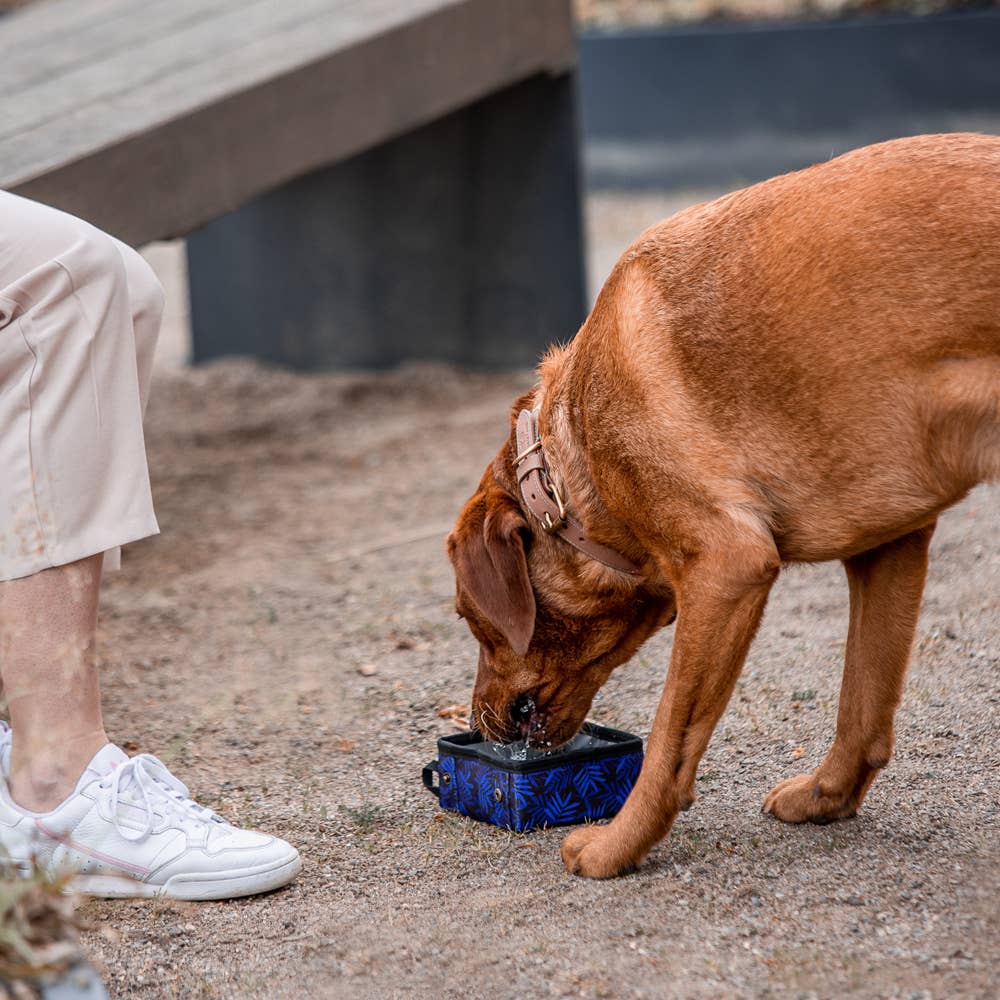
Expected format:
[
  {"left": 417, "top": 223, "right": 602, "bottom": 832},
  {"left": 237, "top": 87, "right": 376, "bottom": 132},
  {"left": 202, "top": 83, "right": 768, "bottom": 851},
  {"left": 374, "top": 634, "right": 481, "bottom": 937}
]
[{"left": 514, "top": 409, "right": 641, "bottom": 576}]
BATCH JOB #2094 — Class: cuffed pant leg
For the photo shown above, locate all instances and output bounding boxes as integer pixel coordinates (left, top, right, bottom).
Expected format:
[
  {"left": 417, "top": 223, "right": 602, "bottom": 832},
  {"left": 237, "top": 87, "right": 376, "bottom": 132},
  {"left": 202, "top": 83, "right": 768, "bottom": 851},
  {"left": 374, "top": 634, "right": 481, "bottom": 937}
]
[{"left": 0, "top": 192, "right": 161, "bottom": 581}]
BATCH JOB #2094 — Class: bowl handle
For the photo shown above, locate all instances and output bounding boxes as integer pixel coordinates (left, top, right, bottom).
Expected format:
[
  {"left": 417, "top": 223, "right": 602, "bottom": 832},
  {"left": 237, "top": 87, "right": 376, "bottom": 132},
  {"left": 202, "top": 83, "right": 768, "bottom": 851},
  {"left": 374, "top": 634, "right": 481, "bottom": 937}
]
[{"left": 422, "top": 760, "right": 440, "bottom": 798}]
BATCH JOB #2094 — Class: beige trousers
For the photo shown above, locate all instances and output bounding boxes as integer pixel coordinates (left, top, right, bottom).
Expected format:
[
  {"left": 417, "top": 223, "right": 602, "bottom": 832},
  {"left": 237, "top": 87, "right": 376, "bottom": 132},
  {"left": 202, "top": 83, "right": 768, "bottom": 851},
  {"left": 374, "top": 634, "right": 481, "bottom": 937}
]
[{"left": 0, "top": 192, "right": 162, "bottom": 581}]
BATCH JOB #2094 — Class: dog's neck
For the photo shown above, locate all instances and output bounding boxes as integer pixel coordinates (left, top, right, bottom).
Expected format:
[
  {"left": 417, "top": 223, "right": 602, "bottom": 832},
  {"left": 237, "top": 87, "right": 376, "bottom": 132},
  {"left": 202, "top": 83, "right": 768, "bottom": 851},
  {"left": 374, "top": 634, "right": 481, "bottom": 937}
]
[
  {"left": 516, "top": 347, "right": 647, "bottom": 580},
  {"left": 535, "top": 355, "right": 601, "bottom": 536}
]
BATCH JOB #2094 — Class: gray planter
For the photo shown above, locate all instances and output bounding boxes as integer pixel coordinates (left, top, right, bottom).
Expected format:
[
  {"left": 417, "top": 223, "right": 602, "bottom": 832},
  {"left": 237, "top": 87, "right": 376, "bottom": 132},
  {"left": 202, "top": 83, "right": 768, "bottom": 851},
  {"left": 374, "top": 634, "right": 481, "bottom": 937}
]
[
  {"left": 1, "top": 964, "right": 107, "bottom": 1000},
  {"left": 38, "top": 964, "right": 107, "bottom": 1000},
  {"left": 578, "top": 11, "right": 1000, "bottom": 188}
]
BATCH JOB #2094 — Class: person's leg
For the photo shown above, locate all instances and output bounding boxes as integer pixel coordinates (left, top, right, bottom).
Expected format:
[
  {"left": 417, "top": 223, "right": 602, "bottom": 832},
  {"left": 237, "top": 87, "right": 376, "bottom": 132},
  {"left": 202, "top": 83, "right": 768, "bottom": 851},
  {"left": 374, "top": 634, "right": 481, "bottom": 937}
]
[
  {"left": 0, "top": 554, "right": 105, "bottom": 812},
  {"left": 0, "top": 192, "right": 161, "bottom": 805},
  {"left": 0, "top": 195, "right": 300, "bottom": 898}
]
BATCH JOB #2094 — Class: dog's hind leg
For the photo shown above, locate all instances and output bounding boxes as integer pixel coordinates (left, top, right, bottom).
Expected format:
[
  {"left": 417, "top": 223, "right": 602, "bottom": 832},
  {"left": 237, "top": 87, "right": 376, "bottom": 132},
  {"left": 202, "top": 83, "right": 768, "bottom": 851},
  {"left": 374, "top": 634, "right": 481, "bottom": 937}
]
[{"left": 764, "top": 522, "right": 935, "bottom": 824}]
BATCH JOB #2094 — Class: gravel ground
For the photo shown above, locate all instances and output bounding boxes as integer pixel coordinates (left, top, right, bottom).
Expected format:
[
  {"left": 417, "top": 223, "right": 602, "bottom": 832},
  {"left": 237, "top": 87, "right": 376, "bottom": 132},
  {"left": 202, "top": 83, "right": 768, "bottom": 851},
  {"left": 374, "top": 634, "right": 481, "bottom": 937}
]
[{"left": 73, "top": 191, "right": 1000, "bottom": 999}]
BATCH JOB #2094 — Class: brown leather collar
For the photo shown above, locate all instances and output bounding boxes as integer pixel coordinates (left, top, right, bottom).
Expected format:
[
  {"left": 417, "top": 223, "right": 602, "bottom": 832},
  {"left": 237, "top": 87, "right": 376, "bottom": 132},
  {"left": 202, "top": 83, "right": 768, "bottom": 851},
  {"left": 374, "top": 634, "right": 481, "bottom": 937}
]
[{"left": 514, "top": 409, "right": 641, "bottom": 576}]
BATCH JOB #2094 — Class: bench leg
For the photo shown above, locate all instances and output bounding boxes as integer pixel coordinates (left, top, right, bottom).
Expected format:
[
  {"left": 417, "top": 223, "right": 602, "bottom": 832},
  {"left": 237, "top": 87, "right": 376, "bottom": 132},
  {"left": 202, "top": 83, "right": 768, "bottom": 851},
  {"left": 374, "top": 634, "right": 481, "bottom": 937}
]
[{"left": 186, "top": 71, "right": 587, "bottom": 369}]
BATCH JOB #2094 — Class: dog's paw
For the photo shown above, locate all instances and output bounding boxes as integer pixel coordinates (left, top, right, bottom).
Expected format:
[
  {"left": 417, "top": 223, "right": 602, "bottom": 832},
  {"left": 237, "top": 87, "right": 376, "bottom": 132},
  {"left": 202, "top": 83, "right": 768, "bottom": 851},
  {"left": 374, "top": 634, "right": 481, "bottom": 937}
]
[
  {"left": 560, "top": 825, "right": 639, "bottom": 879},
  {"left": 762, "top": 773, "right": 859, "bottom": 825}
]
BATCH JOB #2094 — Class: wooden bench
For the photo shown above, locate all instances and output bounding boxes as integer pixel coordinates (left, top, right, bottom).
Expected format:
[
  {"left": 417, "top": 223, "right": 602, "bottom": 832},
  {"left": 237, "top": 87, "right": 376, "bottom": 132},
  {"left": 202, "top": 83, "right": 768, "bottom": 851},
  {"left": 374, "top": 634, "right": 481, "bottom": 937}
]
[{"left": 0, "top": 0, "right": 585, "bottom": 368}]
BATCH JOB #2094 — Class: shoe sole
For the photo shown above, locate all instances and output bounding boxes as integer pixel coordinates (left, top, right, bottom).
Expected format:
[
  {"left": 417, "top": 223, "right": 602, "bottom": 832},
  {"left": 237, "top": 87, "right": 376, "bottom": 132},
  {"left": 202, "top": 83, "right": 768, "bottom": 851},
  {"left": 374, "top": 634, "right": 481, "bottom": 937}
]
[{"left": 72, "top": 852, "right": 302, "bottom": 900}]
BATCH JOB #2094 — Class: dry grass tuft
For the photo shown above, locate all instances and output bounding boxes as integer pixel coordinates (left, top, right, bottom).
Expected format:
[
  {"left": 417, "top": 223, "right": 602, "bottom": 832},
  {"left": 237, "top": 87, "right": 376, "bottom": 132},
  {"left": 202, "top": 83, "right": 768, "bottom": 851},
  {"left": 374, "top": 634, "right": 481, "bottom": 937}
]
[{"left": 0, "top": 864, "right": 83, "bottom": 998}]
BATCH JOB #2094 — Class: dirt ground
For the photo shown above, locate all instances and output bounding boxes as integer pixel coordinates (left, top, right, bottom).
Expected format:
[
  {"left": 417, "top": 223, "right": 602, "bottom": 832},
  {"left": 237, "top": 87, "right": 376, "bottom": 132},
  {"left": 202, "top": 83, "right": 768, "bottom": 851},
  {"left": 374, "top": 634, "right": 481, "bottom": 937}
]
[{"left": 78, "top": 191, "right": 998, "bottom": 999}]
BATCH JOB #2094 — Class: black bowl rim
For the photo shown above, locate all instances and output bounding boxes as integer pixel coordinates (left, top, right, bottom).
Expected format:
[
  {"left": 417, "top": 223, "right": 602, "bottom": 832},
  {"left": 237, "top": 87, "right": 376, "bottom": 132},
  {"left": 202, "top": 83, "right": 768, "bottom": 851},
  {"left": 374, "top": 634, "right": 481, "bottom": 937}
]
[{"left": 437, "top": 721, "right": 643, "bottom": 773}]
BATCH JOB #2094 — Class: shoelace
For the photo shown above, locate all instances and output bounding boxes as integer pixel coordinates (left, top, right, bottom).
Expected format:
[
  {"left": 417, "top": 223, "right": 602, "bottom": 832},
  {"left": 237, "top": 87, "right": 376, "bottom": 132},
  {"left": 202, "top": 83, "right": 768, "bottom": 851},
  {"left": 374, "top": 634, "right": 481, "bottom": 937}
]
[
  {"left": 100, "top": 754, "right": 221, "bottom": 843},
  {"left": 0, "top": 722, "right": 10, "bottom": 778}
]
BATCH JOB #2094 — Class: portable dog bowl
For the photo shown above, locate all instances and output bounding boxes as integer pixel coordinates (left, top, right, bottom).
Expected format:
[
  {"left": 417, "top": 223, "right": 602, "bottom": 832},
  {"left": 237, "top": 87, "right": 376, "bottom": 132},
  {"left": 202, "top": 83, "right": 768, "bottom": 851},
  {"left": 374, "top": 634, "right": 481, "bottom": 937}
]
[{"left": 422, "top": 722, "right": 643, "bottom": 832}]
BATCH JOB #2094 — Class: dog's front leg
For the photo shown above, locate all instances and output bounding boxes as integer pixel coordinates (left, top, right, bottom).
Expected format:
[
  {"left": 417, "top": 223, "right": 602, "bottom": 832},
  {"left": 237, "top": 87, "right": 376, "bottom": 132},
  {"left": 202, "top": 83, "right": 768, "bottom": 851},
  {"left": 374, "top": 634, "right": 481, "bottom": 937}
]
[{"left": 561, "top": 542, "right": 779, "bottom": 878}]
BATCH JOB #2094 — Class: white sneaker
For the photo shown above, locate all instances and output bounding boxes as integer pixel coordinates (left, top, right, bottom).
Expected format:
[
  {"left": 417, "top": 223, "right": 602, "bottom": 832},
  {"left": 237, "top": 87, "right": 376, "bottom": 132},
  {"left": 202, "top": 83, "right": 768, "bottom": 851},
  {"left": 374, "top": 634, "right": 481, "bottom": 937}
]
[{"left": 0, "top": 738, "right": 301, "bottom": 900}]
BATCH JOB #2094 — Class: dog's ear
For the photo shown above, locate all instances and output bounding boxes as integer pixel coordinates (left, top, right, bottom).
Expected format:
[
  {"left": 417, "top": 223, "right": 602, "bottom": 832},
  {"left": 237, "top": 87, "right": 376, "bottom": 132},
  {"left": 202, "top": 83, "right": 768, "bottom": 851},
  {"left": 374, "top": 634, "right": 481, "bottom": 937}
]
[{"left": 448, "top": 492, "right": 536, "bottom": 656}]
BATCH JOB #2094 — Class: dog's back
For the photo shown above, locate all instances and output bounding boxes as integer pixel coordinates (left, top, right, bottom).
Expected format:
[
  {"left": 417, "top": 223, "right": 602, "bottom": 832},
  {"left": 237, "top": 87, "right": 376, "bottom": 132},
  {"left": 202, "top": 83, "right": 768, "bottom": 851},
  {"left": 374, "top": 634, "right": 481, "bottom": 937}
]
[{"left": 579, "top": 133, "right": 1000, "bottom": 560}]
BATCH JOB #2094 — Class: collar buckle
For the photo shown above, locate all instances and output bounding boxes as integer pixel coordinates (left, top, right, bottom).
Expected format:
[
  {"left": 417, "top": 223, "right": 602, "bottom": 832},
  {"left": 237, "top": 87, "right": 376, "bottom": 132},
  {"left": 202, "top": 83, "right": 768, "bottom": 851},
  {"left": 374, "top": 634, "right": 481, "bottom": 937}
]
[
  {"left": 514, "top": 438, "right": 542, "bottom": 466},
  {"left": 541, "top": 474, "right": 567, "bottom": 533}
]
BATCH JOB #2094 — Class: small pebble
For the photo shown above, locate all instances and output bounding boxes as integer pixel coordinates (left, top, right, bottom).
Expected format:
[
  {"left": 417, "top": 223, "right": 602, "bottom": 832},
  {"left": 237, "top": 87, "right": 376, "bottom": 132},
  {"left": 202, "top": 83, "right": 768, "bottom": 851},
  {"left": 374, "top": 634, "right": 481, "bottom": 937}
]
[{"left": 357, "top": 663, "right": 378, "bottom": 676}]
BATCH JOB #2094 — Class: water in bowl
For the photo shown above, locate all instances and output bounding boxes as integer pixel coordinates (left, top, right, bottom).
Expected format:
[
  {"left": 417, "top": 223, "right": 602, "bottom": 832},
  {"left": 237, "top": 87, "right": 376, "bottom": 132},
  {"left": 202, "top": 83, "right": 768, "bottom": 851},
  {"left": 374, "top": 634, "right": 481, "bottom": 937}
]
[{"left": 484, "top": 730, "right": 608, "bottom": 763}]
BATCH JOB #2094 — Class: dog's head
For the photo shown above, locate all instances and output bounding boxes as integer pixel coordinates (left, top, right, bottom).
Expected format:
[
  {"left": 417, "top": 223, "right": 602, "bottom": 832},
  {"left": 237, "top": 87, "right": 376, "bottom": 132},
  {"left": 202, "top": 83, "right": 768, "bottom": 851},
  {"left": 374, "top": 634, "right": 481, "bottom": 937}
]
[{"left": 447, "top": 402, "right": 675, "bottom": 748}]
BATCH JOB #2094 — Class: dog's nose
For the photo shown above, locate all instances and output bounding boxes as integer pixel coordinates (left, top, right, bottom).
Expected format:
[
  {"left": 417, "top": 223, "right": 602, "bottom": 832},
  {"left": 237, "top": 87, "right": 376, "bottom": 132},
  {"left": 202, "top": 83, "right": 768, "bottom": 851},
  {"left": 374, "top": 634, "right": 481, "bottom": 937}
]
[{"left": 510, "top": 693, "right": 536, "bottom": 736}]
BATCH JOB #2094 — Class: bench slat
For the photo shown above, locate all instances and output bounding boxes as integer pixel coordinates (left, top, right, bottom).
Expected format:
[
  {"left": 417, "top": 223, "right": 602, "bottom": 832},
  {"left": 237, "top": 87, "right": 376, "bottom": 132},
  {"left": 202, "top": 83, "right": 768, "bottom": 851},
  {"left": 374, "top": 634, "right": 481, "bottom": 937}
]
[
  {"left": 0, "top": 0, "right": 138, "bottom": 49},
  {"left": 1, "top": 0, "right": 574, "bottom": 245},
  {"left": 0, "top": 0, "right": 362, "bottom": 141},
  {"left": 0, "top": 0, "right": 257, "bottom": 98}
]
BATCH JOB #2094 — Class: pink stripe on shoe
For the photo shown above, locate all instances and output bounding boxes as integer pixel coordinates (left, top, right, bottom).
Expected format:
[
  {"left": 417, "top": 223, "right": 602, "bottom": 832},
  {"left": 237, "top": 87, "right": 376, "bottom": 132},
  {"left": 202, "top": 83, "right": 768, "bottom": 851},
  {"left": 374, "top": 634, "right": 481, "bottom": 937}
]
[{"left": 35, "top": 819, "right": 150, "bottom": 877}]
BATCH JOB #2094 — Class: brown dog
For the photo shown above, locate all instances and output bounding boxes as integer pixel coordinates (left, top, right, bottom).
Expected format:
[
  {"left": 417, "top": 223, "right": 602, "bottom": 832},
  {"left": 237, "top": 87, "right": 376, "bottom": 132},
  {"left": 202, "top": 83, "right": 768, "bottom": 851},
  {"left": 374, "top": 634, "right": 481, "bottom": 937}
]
[{"left": 447, "top": 133, "right": 1000, "bottom": 879}]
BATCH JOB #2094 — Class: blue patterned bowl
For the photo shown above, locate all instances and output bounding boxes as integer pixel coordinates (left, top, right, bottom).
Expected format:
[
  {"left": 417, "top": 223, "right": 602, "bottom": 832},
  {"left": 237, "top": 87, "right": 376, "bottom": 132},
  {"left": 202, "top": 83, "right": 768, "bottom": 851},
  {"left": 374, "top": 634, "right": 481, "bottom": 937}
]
[{"left": 422, "top": 723, "right": 643, "bottom": 832}]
